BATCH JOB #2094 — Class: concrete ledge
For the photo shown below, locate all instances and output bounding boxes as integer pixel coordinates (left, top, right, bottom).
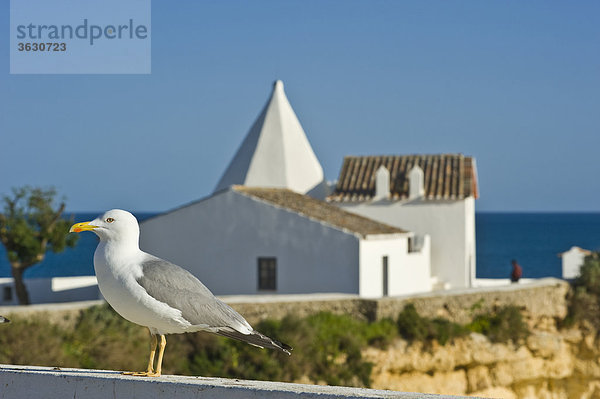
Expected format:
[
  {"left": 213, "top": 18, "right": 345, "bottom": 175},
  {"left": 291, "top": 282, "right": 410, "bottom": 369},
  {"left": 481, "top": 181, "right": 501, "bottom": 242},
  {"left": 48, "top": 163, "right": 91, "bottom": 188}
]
[{"left": 0, "top": 365, "right": 481, "bottom": 398}]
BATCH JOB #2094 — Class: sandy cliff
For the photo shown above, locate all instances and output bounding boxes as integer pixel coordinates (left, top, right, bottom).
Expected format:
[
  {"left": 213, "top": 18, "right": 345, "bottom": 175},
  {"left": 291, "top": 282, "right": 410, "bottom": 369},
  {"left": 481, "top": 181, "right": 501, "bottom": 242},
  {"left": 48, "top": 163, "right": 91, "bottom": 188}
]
[{"left": 365, "top": 317, "right": 600, "bottom": 399}]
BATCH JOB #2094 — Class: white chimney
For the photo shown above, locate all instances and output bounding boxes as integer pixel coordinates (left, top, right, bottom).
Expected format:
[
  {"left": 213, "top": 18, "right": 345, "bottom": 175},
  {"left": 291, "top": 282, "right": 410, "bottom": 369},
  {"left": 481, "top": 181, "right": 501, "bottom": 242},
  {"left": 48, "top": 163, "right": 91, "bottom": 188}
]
[
  {"left": 409, "top": 164, "right": 425, "bottom": 200},
  {"left": 374, "top": 165, "right": 390, "bottom": 200}
]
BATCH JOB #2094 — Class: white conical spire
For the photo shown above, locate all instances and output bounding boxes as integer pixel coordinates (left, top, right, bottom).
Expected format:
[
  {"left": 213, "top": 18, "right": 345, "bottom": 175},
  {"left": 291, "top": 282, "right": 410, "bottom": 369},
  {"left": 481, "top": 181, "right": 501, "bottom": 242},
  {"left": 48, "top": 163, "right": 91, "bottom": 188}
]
[{"left": 214, "top": 80, "right": 325, "bottom": 196}]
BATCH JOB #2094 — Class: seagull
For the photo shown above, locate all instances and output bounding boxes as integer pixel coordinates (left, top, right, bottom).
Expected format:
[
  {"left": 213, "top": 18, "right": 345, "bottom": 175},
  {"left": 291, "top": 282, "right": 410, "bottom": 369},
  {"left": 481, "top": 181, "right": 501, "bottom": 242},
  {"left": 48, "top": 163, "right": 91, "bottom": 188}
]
[
  {"left": 70, "top": 209, "right": 291, "bottom": 377},
  {"left": 0, "top": 316, "right": 9, "bottom": 323}
]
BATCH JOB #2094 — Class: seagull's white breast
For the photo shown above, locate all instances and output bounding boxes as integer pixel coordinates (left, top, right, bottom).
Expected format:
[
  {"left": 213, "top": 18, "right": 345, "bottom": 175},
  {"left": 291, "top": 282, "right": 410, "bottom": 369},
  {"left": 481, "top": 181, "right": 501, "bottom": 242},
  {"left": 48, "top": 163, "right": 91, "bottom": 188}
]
[{"left": 94, "top": 242, "right": 192, "bottom": 334}]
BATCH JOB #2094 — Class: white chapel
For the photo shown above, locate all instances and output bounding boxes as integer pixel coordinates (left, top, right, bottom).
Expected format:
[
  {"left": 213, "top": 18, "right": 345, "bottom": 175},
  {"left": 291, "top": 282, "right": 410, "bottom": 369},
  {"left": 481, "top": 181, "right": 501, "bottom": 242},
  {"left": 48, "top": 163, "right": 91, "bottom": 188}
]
[
  {"left": 140, "top": 80, "right": 479, "bottom": 296},
  {"left": 327, "top": 154, "right": 479, "bottom": 289}
]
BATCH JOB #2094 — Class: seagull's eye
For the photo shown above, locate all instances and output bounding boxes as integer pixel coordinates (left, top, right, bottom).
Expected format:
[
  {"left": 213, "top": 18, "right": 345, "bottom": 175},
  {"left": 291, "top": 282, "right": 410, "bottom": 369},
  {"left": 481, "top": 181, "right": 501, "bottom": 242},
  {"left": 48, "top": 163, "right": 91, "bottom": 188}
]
[{"left": 106, "top": 217, "right": 115, "bottom": 223}]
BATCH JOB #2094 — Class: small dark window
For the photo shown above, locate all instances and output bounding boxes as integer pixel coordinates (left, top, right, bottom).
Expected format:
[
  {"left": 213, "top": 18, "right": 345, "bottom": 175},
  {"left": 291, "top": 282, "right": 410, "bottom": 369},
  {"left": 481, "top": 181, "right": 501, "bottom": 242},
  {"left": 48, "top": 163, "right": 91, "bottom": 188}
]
[
  {"left": 258, "top": 257, "right": 277, "bottom": 291},
  {"left": 382, "top": 256, "right": 389, "bottom": 296},
  {"left": 3, "top": 286, "right": 12, "bottom": 302}
]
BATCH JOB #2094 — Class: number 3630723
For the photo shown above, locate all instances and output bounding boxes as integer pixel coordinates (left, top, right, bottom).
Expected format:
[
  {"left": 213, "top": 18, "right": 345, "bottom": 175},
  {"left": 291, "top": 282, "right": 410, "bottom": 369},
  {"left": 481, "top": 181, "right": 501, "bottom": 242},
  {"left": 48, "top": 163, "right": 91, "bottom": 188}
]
[{"left": 17, "top": 42, "right": 66, "bottom": 51}]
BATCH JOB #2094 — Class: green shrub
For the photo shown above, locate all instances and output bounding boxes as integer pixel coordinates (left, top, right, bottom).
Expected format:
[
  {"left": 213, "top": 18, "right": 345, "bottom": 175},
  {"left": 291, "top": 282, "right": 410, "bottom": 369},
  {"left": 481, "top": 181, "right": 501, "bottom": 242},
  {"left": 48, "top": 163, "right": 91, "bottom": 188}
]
[
  {"left": 65, "top": 303, "right": 148, "bottom": 370},
  {"left": 467, "top": 305, "right": 529, "bottom": 343},
  {"left": 397, "top": 303, "right": 528, "bottom": 345},
  {"left": 173, "top": 311, "right": 396, "bottom": 387},
  {"left": 1, "top": 306, "right": 380, "bottom": 386},
  {"left": 363, "top": 318, "right": 397, "bottom": 348},
  {"left": 397, "top": 304, "right": 429, "bottom": 341},
  {"left": 0, "top": 315, "right": 70, "bottom": 366},
  {"left": 563, "top": 286, "right": 600, "bottom": 328},
  {"left": 396, "top": 304, "right": 467, "bottom": 345},
  {"left": 300, "top": 312, "right": 372, "bottom": 386},
  {"left": 564, "top": 253, "right": 600, "bottom": 329},
  {"left": 430, "top": 317, "right": 468, "bottom": 345},
  {"left": 574, "top": 254, "right": 600, "bottom": 296}
]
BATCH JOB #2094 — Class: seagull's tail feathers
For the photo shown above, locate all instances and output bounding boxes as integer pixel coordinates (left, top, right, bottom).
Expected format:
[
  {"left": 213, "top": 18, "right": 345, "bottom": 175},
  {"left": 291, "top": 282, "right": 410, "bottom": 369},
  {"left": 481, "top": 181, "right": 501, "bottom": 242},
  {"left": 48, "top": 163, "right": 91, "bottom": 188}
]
[
  {"left": 215, "top": 328, "right": 292, "bottom": 355},
  {"left": 0, "top": 316, "right": 9, "bottom": 323}
]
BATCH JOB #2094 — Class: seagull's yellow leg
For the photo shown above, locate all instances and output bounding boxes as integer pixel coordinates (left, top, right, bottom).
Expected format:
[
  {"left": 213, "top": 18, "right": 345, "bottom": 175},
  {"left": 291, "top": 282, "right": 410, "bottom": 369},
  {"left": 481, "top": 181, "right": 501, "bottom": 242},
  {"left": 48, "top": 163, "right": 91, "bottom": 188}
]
[
  {"left": 123, "top": 330, "right": 159, "bottom": 376},
  {"left": 154, "top": 334, "right": 167, "bottom": 377},
  {"left": 145, "top": 333, "right": 158, "bottom": 373}
]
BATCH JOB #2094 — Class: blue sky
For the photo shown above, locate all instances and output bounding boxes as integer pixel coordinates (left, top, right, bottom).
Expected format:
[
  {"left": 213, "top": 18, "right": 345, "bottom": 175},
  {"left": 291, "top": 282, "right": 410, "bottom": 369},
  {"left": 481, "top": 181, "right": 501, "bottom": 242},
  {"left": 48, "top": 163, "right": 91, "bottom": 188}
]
[{"left": 1, "top": 1, "right": 599, "bottom": 212}]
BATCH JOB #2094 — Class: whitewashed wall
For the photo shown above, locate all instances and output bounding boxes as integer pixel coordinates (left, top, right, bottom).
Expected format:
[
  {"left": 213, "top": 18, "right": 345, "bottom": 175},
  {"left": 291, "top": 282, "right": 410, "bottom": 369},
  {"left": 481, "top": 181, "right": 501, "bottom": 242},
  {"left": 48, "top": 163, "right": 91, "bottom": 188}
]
[
  {"left": 339, "top": 198, "right": 474, "bottom": 289},
  {"left": 404, "top": 235, "right": 431, "bottom": 294},
  {"left": 358, "top": 236, "right": 395, "bottom": 298},
  {"left": 0, "top": 276, "right": 99, "bottom": 305},
  {"left": 561, "top": 247, "right": 589, "bottom": 280},
  {"left": 358, "top": 235, "right": 431, "bottom": 298},
  {"left": 464, "top": 197, "right": 476, "bottom": 286},
  {"left": 140, "top": 190, "right": 362, "bottom": 296}
]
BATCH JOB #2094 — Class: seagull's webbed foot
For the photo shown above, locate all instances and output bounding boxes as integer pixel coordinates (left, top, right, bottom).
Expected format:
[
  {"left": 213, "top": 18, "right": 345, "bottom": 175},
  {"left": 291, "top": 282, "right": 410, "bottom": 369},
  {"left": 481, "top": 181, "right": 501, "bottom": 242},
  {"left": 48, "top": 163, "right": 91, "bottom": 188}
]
[{"left": 123, "top": 370, "right": 162, "bottom": 377}]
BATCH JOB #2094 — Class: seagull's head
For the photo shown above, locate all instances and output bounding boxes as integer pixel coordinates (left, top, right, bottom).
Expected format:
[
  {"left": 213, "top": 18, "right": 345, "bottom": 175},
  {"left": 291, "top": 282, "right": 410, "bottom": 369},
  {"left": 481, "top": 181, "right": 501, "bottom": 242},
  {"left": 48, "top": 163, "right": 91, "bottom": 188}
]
[{"left": 70, "top": 209, "right": 140, "bottom": 244}]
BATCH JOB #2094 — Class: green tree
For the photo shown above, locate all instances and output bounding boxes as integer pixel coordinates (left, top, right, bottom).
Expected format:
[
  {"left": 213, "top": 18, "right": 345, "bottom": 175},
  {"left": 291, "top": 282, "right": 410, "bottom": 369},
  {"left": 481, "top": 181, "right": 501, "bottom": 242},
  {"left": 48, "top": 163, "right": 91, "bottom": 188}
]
[
  {"left": 0, "top": 186, "right": 78, "bottom": 305},
  {"left": 574, "top": 252, "right": 600, "bottom": 296},
  {"left": 563, "top": 252, "right": 600, "bottom": 328}
]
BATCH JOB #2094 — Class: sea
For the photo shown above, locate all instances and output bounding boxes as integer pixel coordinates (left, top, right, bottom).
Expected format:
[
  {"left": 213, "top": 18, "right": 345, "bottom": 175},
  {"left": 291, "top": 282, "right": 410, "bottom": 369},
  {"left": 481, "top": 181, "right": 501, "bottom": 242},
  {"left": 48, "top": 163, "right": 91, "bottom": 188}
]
[{"left": 0, "top": 212, "right": 599, "bottom": 280}]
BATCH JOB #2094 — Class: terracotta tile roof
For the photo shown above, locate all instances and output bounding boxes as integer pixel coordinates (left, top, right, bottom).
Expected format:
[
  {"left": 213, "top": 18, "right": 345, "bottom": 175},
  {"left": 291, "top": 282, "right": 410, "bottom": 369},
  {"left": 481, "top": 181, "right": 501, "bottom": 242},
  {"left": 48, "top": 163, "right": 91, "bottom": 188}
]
[
  {"left": 327, "top": 154, "right": 479, "bottom": 202},
  {"left": 232, "top": 186, "right": 407, "bottom": 236}
]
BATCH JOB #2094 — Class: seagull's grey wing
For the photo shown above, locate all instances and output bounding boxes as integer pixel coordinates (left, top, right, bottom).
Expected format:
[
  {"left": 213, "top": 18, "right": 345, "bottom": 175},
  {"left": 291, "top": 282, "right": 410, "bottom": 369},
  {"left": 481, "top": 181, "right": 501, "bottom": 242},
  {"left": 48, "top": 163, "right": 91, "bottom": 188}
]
[
  {"left": 137, "top": 256, "right": 292, "bottom": 354},
  {"left": 137, "top": 256, "right": 252, "bottom": 333}
]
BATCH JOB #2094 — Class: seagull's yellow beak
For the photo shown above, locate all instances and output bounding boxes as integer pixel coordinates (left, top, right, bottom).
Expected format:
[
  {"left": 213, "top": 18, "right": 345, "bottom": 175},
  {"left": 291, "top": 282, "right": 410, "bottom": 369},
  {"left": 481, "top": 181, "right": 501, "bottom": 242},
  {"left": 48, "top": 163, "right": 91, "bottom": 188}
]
[{"left": 69, "top": 221, "right": 98, "bottom": 233}]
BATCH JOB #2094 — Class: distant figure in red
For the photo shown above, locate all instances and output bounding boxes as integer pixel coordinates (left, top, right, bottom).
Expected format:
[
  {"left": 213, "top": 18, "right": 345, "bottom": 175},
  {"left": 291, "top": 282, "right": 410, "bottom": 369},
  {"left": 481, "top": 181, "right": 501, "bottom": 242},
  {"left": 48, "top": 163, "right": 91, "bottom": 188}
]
[{"left": 511, "top": 259, "right": 522, "bottom": 283}]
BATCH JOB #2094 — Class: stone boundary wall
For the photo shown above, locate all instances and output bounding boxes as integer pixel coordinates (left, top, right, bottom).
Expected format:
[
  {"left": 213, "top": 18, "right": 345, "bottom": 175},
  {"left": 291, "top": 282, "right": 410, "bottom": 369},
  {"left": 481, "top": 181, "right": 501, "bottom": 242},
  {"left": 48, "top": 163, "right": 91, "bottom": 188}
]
[
  {"left": 0, "top": 278, "right": 569, "bottom": 326},
  {"left": 376, "top": 278, "right": 569, "bottom": 324},
  {"left": 0, "top": 300, "right": 104, "bottom": 329},
  {"left": 226, "top": 278, "right": 569, "bottom": 325}
]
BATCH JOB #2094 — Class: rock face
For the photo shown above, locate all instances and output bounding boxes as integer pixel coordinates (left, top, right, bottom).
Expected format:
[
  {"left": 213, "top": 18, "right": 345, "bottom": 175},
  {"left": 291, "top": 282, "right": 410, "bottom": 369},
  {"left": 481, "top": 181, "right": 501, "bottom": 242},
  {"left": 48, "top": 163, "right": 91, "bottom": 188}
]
[
  {"left": 223, "top": 278, "right": 578, "bottom": 398},
  {"left": 364, "top": 323, "right": 600, "bottom": 399}
]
